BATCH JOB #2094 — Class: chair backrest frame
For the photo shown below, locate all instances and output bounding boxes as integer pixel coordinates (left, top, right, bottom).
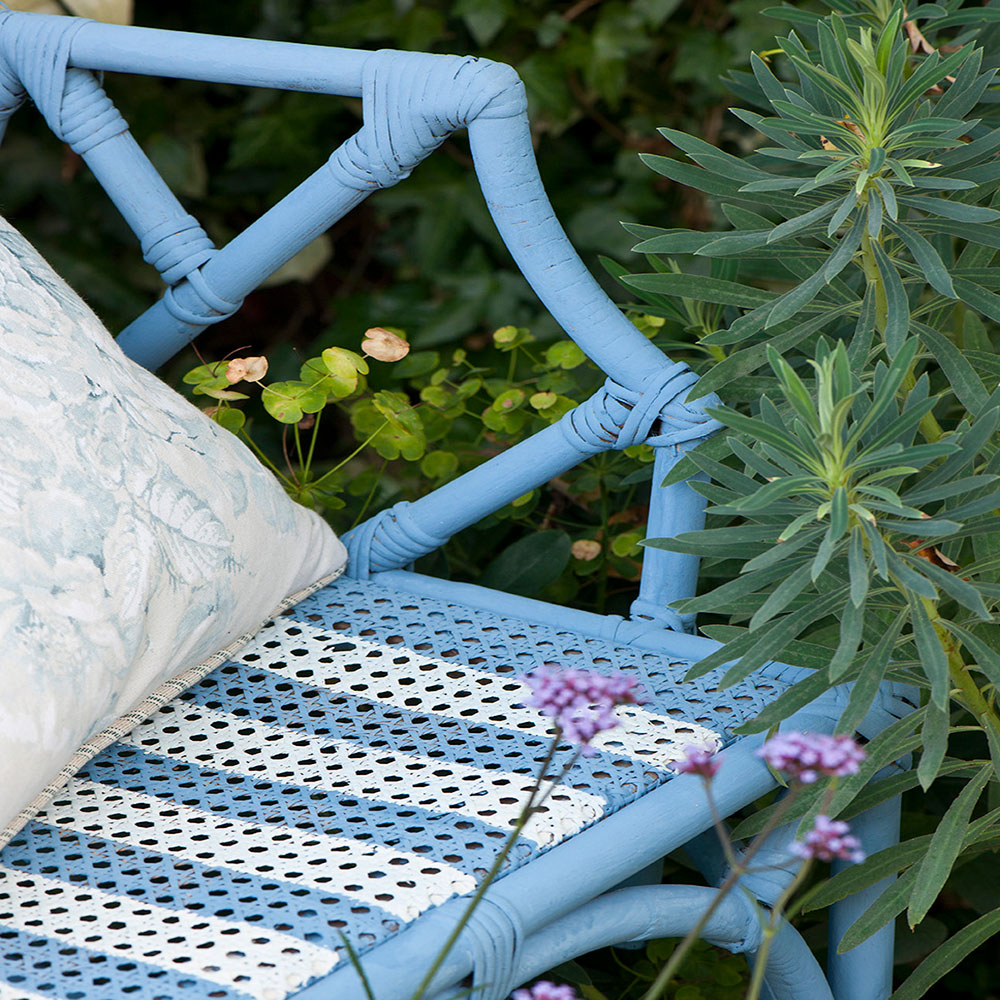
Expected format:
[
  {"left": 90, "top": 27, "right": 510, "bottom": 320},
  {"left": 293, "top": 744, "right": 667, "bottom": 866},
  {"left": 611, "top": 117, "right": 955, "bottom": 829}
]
[{"left": 0, "top": 10, "right": 720, "bottom": 627}]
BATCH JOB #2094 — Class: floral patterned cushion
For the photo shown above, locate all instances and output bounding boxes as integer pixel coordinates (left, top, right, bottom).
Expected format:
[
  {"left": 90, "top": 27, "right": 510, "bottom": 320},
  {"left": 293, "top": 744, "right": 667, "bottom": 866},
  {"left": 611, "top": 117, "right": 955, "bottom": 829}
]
[{"left": 0, "top": 217, "right": 347, "bottom": 843}]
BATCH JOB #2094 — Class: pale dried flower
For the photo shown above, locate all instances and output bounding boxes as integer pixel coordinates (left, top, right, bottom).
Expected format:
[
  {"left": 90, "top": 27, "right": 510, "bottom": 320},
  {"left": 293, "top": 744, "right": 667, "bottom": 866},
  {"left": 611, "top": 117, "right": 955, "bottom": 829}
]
[
  {"left": 362, "top": 327, "right": 410, "bottom": 362},
  {"left": 571, "top": 539, "right": 602, "bottom": 561},
  {"left": 225, "top": 356, "right": 268, "bottom": 384}
]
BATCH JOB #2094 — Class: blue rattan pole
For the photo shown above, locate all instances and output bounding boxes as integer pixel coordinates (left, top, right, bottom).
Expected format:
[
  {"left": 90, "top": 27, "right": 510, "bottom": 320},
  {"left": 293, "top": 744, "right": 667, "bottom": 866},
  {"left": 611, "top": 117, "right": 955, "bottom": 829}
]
[
  {"left": 430, "top": 885, "right": 833, "bottom": 1000},
  {"left": 68, "top": 19, "right": 368, "bottom": 96},
  {"left": 827, "top": 793, "right": 901, "bottom": 1000},
  {"left": 631, "top": 445, "right": 709, "bottom": 630},
  {"left": 467, "top": 113, "right": 669, "bottom": 391},
  {"left": 117, "top": 166, "right": 370, "bottom": 366}
]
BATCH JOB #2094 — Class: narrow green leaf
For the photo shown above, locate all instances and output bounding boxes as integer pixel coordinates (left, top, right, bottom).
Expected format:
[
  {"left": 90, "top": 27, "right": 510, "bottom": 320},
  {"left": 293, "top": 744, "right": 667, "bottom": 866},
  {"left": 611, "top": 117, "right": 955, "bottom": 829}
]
[
  {"left": 849, "top": 284, "right": 876, "bottom": 371},
  {"left": 829, "top": 596, "right": 864, "bottom": 680},
  {"left": 767, "top": 199, "right": 839, "bottom": 243},
  {"left": 765, "top": 267, "right": 829, "bottom": 328},
  {"left": 805, "top": 834, "right": 932, "bottom": 912},
  {"left": 678, "top": 561, "right": 805, "bottom": 615},
  {"left": 709, "top": 407, "right": 819, "bottom": 468},
  {"left": 885, "top": 220, "right": 955, "bottom": 298},
  {"left": 717, "top": 588, "right": 849, "bottom": 687},
  {"left": 839, "top": 859, "right": 920, "bottom": 953},
  {"left": 695, "top": 230, "right": 772, "bottom": 256},
  {"left": 735, "top": 667, "right": 840, "bottom": 735},
  {"left": 870, "top": 241, "right": 909, "bottom": 357},
  {"left": 890, "top": 908, "right": 1000, "bottom": 1000},
  {"left": 750, "top": 562, "right": 814, "bottom": 629},
  {"left": 867, "top": 187, "right": 883, "bottom": 238},
  {"left": 631, "top": 231, "right": 715, "bottom": 254},
  {"left": 685, "top": 588, "right": 845, "bottom": 683},
  {"left": 902, "top": 555, "right": 990, "bottom": 621},
  {"left": 835, "top": 611, "right": 905, "bottom": 732},
  {"left": 639, "top": 154, "right": 743, "bottom": 196},
  {"left": 943, "top": 621, "right": 1000, "bottom": 692},
  {"left": 909, "top": 595, "right": 950, "bottom": 709},
  {"left": 848, "top": 526, "right": 869, "bottom": 608},
  {"left": 691, "top": 305, "right": 854, "bottom": 399},
  {"left": 908, "top": 764, "right": 992, "bottom": 926},
  {"left": 916, "top": 323, "right": 989, "bottom": 414},
  {"left": 916, "top": 700, "right": 949, "bottom": 791},
  {"left": 899, "top": 194, "right": 1000, "bottom": 224},
  {"left": 622, "top": 273, "right": 774, "bottom": 309},
  {"left": 827, "top": 191, "right": 860, "bottom": 236}
]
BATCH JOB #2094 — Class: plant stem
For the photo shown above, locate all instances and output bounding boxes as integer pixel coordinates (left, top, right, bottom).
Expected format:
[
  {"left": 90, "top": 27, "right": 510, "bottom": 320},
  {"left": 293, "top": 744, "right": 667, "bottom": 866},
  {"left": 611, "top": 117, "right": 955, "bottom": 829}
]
[
  {"left": 930, "top": 604, "right": 1000, "bottom": 738},
  {"left": 861, "top": 230, "right": 888, "bottom": 334},
  {"left": 408, "top": 737, "right": 568, "bottom": 1000}
]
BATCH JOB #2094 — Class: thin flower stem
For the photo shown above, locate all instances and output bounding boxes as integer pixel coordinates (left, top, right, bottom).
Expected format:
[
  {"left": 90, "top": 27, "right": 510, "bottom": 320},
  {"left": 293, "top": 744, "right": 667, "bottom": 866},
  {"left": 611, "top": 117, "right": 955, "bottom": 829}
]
[
  {"left": 744, "top": 859, "right": 814, "bottom": 1000},
  {"left": 640, "top": 788, "right": 801, "bottom": 1000},
  {"left": 705, "top": 778, "right": 741, "bottom": 871},
  {"left": 304, "top": 408, "right": 322, "bottom": 476},
  {"left": 736, "top": 781, "right": 835, "bottom": 1000},
  {"left": 281, "top": 425, "right": 298, "bottom": 485},
  {"left": 309, "top": 419, "right": 390, "bottom": 492},
  {"left": 351, "top": 459, "right": 388, "bottom": 530},
  {"left": 407, "top": 734, "right": 566, "bottom": 1000},
  {"left": 293, "top": 422, "right": 306, "bottom": 477}
]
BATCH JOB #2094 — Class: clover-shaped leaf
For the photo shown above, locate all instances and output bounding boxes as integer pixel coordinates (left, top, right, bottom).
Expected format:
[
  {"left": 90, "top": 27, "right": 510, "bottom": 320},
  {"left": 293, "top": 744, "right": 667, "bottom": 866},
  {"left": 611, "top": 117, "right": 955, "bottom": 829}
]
[{"left": 261, "top": 380, "right": 328, "bottom": 423}]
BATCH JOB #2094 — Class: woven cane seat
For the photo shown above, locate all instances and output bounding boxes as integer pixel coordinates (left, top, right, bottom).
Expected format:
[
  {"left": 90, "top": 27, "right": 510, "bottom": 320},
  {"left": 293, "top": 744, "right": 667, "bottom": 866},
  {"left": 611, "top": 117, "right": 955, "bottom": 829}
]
[{"left": 0, "top": 577, "right": 789, "bottom": 1000}]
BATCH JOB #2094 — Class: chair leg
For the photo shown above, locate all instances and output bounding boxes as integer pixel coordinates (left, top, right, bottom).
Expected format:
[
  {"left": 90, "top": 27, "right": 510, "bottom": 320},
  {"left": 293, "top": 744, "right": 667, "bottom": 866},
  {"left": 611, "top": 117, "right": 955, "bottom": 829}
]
[{"left": 827, "top": 793, "right": 901, "bottom": 1000}]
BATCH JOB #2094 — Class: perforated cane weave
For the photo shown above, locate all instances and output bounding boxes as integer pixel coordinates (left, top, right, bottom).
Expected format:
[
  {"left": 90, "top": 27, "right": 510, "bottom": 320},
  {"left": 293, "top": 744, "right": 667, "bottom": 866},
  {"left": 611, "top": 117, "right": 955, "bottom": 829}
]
[{"left": 0, "top": 577, "right": 789, "bottom": 1000}]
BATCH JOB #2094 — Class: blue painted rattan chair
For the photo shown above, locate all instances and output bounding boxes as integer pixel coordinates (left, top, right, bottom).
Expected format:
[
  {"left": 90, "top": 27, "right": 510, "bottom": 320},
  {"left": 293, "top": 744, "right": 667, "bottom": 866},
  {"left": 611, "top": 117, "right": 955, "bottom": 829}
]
[{"left": 0, "top": 12, "right": 917, "bottom": 1000}]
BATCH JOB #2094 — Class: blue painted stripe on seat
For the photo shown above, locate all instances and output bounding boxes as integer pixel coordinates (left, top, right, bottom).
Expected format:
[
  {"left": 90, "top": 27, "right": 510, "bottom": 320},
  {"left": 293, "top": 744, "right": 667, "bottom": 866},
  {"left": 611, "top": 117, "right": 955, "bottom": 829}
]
[
  {"left": 0, "top": 823, "right": 395, "bottom": 951},
  {"left": 172, "top": 658, "right": 669, "bottom": 795},
  {"left": 77, "top": 745, "right": 526, "bottom": 875},
  {"left": 0, "top": 925, "right": 252, "bottom": 1000}
]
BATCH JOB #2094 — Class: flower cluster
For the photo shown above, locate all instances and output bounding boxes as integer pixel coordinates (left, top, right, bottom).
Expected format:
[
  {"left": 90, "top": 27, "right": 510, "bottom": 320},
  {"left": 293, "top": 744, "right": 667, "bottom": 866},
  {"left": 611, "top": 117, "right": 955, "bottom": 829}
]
[
  {"left": 757, "top": 731, "right": 866, "bottom": 784},
  {"left": 792, "top": 815, "right": 865, "bottom": 864},
  {"left": 520, "top": 664, "right": 645, "bottom": 755},
  {"left": 671, "top": 739, "right": 723, "bottom": 779},
  {"left": 511, "top": 982, "right": 580, "bottom": 1000}
]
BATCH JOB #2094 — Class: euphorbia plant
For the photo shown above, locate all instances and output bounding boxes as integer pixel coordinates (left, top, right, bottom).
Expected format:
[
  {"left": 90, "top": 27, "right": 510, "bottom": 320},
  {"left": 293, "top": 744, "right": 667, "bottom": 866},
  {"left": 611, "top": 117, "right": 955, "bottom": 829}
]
[{"left": 617, "top": 1, "right": 1000, "bottom": 995}]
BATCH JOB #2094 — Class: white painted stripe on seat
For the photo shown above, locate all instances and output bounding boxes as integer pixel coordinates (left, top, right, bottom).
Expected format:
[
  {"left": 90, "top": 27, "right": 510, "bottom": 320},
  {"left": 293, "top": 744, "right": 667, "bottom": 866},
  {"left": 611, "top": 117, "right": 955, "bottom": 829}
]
[
  {"left": 33, "top": 779, "right": 475, "bottom": 920},
  {"left": 240, "top": 625, "right": 723, "bottom": 769},
  {"left": 124, "top": 705, "right": 606, "bottom": 846},
  {"left": 0, "top": 985, "right": 55, "bottom": 1000},
  {"left": 0, "top": 865, "right": 335, "bottom": 1000}
]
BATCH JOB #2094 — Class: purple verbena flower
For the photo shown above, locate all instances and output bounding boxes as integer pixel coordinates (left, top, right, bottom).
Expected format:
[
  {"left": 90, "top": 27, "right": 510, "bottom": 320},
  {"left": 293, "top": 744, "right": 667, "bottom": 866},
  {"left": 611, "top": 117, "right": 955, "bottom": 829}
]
[
  {"left": 791, "top": 814, "right": 865, "bottom": 864},
  {"left": 511, "top": 982, "right": 580, "bottom": 1000},
  {"left": 670, "top": 739, "right": 723, "bottom": 779},
  {"left": 757, "top": 731, "right": 866, "bottom": 784},
  {"left": 521, "top": 664, "right": 645, "bottom": 755}
]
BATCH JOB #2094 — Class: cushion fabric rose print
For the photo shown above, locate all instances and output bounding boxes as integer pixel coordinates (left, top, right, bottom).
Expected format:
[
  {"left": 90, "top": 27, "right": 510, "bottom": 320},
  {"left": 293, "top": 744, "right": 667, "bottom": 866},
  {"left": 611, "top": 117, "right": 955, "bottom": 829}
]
[{"left": 0, "top": 216, "right": 347, "bottom": 844}]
